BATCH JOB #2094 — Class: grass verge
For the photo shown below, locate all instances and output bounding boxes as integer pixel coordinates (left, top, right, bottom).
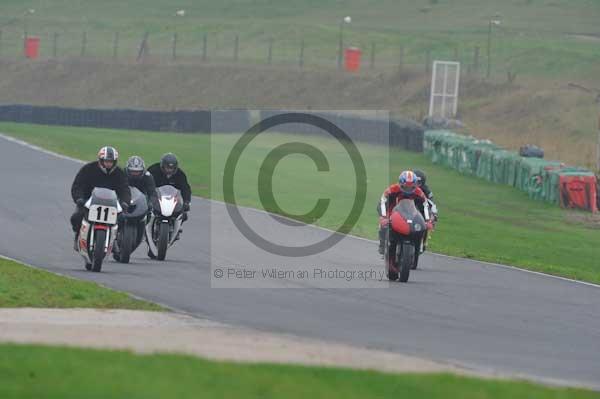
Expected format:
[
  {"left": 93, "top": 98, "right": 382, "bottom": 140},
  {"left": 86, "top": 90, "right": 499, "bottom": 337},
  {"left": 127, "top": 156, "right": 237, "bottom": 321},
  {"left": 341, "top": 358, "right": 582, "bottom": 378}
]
[
  {"left": 1, "top": 122, "right": 599, "bottom": 283},
  {"left": 0, "top": 343, "right": 597, "bottom": 399},
  {"left": 0, "top": 257, "right": 162, "bottom": 310}
]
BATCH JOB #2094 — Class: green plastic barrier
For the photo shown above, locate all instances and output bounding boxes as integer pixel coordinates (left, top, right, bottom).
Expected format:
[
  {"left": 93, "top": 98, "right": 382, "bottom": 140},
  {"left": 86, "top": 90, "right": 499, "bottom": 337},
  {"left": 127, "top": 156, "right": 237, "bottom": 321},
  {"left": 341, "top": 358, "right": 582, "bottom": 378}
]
[
  {"left": 491, "top": 150, "right": 520, "bottom": 185},
  {"left": 423, "top": 130, "right": 596, "bottom": 209}
]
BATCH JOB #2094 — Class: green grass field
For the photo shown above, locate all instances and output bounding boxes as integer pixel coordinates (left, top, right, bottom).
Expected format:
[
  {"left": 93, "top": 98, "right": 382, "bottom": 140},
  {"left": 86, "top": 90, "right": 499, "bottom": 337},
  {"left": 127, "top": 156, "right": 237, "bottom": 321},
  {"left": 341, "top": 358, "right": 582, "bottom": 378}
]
[
  {"left": 0, "top": 344, "right": 597, "bottom": 399},
  {"left": 1, "top": 122, "right": 599, "bottom": 283},
  {"left": 1, "top": 0, "right": 600, "bottom": 78},
  {"left": 0, "top": 257, "right": 162, "bottom": 310}
]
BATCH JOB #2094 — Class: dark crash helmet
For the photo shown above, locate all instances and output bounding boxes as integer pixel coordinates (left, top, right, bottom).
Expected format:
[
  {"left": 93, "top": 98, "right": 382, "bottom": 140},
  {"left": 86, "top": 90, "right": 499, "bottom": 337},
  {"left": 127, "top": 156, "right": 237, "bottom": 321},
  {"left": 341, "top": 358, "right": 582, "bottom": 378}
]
[
  {"left": 125, "top": 155, "right": 146, "bottom": 182},
  {"left": 97, "top": 146, "right": 119, "bottom": 174},
  {"left": 160, "top": 153, "right": 179, "bottom": 177},
  {"left": 414, "top": 169, "right": 427, "bottom": 187}
]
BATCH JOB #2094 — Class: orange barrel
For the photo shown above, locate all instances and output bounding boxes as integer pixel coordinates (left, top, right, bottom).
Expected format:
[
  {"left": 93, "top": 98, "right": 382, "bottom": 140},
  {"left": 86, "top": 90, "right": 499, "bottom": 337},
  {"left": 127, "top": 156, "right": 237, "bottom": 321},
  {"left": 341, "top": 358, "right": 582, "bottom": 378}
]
[
  {"left": 24, "top": 37, "right": 40, "bottom": 59},
  {"left": 344, "top": 47, "right": 361, "bottom": 72}
]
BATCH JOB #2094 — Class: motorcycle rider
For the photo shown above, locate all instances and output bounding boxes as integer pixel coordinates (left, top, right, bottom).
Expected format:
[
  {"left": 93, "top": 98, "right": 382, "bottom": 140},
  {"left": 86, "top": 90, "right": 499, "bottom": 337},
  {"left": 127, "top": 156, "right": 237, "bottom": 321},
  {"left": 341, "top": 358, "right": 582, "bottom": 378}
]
[
  {"left": 146, "top": 153, "right": 191, "bottom": 259},
  {"left": 112, "top": 155, "right": 157, "bottom": 261},
  {"left": 70, "top": 146, "right": 131, "bottom": 245},
  {"left": 414, "top": 169, "right": 433, "bottom": 199},
  {"left": 377, "top": 170, "right": 429, "bottom": 255},
  {"left": 414, "top": 169, "right": 438, "bottom": 222},
  {"left": 147, "top": 153, "right": 191, "bottom": 217},
  {"left": 124, "top": 155, "right": 157, "bottom": 207}
]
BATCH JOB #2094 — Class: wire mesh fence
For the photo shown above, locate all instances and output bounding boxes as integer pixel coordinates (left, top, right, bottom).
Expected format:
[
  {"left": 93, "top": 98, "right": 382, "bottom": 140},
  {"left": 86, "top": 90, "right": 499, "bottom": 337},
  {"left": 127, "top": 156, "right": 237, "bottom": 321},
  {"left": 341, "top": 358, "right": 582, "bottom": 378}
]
[{"left": 0, "top": 26, "right": 495, "bottom": 77}]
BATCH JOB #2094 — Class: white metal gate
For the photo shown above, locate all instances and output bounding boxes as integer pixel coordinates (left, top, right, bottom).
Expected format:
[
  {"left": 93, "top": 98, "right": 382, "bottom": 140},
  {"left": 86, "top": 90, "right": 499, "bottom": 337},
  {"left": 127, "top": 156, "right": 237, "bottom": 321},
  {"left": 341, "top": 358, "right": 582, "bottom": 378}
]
[{"left": 428, "top": 61, "right": 461, "bottom": 119}]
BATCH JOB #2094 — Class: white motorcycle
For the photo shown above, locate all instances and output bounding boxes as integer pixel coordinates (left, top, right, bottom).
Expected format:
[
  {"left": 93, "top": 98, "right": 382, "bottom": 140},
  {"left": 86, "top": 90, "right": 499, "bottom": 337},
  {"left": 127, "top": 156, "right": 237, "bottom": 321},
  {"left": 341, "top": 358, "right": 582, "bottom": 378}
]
[
  {"left": 146, "top": 185, "right": 184, "bottom": 261},
  {"left": 76, "top": 188, "right": 122, "bottom": 272}
]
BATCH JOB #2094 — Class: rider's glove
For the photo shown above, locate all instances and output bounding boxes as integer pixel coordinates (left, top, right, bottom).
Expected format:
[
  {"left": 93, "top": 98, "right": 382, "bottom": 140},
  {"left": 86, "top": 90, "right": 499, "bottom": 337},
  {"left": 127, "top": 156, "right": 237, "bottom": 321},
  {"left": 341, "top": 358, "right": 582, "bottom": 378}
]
[
  {"left": 426, "top": 220, "right": 434, "bottom": 231},
  {"left": 75, "top": 198, "right": 86, "bottom": 208},
  {"left": 183, "top": 202, "right": 190, "bottom": 212},
  {"left": 120, "top": 201, "right": 129, "bottom": 212}
]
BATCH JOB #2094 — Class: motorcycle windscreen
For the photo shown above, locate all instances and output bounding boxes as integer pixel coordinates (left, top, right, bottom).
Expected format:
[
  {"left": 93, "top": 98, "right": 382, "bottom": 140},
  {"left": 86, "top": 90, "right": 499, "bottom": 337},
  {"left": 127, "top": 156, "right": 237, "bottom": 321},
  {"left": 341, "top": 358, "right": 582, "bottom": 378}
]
[
  {"left": 391, "top": 199, "right": 426, "bottom": 235},
  {"left": 89, "top": 188, "right": 119, "bottom": 207},
  {"left": 127, "top": 186, "right": 148, "bottom": 217},
  {"left": 156, "top": 185, "right": 181, "bottom": 199},
  {"left": 156, "top": 185, "right": 183, "bottom": 215}
]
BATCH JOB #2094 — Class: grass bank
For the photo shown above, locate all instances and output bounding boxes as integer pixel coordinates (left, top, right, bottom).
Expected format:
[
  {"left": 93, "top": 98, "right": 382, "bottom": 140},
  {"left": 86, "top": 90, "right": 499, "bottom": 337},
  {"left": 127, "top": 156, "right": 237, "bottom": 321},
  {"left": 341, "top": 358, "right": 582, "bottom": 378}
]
[
  {"left": 0, "top": 257, "right": 162, "bottom": 310},
  {"left": 0, "top": 344, "right": 597, "bottom": 399}
]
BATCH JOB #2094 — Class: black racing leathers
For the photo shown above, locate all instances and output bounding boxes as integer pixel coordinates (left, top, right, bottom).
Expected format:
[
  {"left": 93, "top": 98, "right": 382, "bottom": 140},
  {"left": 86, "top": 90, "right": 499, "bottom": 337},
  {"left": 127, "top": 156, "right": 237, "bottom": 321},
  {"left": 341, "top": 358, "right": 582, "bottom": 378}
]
[
  {"left": 420, "top": 182, "right": 433, "bottom": 200},
  {"left": 147, "top": 163, "right": 191, "bottom": 203},
  {"left": 71, "top": 162, "right": 131, "bottom": 204},
  {"left": 70, "top": 162, "right": 131, "bottom": 232},
  {"left": 129, "top": 171, "right": 157, "bottom": 203}
]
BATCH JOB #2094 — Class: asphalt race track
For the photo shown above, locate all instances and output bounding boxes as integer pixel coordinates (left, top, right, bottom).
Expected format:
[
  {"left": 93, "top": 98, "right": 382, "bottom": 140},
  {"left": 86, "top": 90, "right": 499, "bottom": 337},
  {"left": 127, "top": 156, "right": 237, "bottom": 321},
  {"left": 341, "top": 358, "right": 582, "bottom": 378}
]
[{"left": 1, "top": 134, "right": 599, "bottom": 388}]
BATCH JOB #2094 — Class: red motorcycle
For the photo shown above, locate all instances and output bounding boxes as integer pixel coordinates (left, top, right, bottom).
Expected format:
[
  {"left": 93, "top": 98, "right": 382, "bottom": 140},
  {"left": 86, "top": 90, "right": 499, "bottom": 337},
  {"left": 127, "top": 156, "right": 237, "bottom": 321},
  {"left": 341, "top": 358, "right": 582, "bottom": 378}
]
[{"left": 383, "top": 199, "right": 432, "bottom": 282}]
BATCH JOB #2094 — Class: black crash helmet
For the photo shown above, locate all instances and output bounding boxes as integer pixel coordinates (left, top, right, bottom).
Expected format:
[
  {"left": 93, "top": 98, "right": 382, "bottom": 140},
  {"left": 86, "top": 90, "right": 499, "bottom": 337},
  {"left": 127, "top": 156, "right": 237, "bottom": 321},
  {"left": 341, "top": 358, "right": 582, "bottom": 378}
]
[{"left": 160, "top": 153, "right": 179, "bottom": 177}]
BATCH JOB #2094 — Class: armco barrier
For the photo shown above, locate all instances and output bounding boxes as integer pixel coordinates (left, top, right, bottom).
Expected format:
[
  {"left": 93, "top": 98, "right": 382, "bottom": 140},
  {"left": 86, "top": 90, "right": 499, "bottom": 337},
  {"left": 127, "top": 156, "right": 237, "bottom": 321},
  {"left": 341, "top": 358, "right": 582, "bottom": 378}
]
[
  {"left": 0, "top": 105, "right": 252, "bottom": 134},
  {"left": 0, "top": 105, "right": 423, "bottom": 151},
  {"left": 259, "top": 110, "right": 424, "bottom": 152}
]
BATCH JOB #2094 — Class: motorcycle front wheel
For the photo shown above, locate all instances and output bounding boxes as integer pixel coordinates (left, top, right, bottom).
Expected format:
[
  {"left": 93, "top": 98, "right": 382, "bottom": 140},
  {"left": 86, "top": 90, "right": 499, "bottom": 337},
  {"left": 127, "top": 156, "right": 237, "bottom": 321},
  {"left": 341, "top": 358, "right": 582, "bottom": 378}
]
[
  {"left": 398, "top": 242, "right": 414, "bottom": 282},
  {"left": 118, "top": 224, "right": 136, "bottom": 264},
  {"left": 91, "top": 229, "right": 107, "bottom": 272},
  {"left": 157, "top": 222, "right": 169, "bottom": 261}
]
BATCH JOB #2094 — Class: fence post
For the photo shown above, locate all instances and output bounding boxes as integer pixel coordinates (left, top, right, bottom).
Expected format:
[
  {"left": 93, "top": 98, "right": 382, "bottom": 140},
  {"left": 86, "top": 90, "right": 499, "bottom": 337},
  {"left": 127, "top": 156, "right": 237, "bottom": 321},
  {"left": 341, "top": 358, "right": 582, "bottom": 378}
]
[
  {"left": 370, "top": 42, "right": 375, "bottom": 69},
  {"left": 172, "top": 33, "right": 178, "bottom": 61},
  {"left": 0, "top": 30, "right": 2, "bottom": 56},
  {"left": 137, "top": 32, "right": 149, "bottom": 62},
  {"left": 298, "top": 39, "right": 304, "bottom": 67},
  {"left": 473, "top": 46, "right": 480, "bottom": 73},
  {"left": 80, "top": 31, "right": 87, "bottom": 57},
  {"left": 597, "top": 113, "right": 600, "bottom": 174},
  {"left": 233, "top": 34, "right": 239, "bottom": 62},
  {"left": 53, "top": 33, "right": 58, "bottom": 57},
  {"left": 425, "top": 49, "right": 431, "bottom": 74},
  {"left": 113, "top": 32, "right": 119, "bottom": 59},
  {"left": 202, "top": 33, "right": 207, "bottom": 61},
  {"left": 267, "top": 37, "right": 273, "bottom": 64}
]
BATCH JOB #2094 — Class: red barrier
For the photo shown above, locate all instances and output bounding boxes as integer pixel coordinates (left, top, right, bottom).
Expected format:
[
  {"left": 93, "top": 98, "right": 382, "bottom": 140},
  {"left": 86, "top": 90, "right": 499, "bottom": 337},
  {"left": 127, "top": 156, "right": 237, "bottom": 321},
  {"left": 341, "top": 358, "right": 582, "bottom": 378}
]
[
  {"left": 344, "top": 47, "right": 361, "bottom": 72},
  {"left": 559, "top": 175, "right": 598, "bottom": 213},
  {"left": 24, "top": 37, "right": 40, "bottom": 59}
]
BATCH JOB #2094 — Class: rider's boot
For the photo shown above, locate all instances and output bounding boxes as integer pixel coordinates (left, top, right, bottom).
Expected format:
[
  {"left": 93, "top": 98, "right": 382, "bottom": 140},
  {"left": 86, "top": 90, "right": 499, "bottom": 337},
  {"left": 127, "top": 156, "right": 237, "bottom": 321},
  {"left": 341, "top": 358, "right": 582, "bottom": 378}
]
[
  {"left": 112, "top": 239, "right": 120, "bottom": 261},
  {"left": 174, "top": 228, "right": 183, "bottom": 242},
  {"left": 378, "top": 228, "right": 385, "bottom": 255}
]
